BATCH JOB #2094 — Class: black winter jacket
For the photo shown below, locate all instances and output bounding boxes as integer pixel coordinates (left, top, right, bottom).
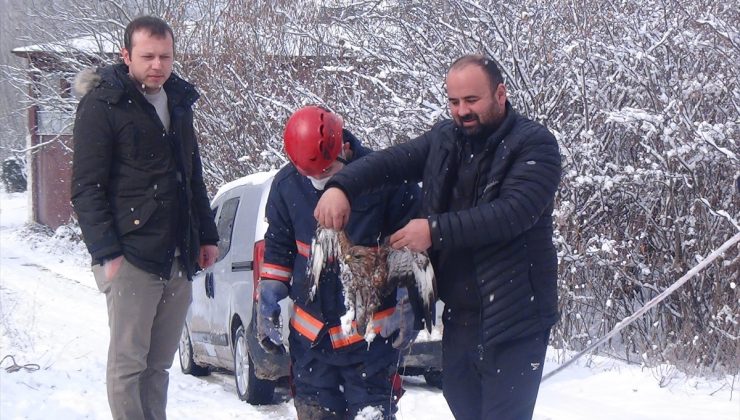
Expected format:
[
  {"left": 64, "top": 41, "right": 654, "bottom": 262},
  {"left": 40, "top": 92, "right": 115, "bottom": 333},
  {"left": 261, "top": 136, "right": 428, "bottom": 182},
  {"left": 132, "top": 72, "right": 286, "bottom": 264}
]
[
  {"left": 328, "top": 103, "right": 561, "bottom": 346},
  {"left": 71, "top": 64, "right": 218, "bottom": 279}
]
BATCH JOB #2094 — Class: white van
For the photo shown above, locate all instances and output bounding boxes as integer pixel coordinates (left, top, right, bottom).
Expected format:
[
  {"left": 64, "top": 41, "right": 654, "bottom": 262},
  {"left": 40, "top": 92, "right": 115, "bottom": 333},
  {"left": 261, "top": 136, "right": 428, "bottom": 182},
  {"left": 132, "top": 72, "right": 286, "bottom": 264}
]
[{"left": 179, "top": 170, "right": 443, "bottom": 405}]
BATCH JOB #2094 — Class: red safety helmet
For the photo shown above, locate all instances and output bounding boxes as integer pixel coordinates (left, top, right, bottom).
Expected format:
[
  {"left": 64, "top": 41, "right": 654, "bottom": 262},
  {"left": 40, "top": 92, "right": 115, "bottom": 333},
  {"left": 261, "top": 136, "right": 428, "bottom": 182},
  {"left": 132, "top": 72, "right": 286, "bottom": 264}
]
[{"left": 284, "top": 106, "right": 344, "bottom": 177}]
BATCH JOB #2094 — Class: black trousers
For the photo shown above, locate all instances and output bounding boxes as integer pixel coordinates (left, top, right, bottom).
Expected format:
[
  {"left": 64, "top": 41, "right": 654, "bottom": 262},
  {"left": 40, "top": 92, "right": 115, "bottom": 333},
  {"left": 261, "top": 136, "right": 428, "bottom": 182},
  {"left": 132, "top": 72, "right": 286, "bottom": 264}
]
[{"left": 442, "top": 322, "right": 550, "bottom": 420}]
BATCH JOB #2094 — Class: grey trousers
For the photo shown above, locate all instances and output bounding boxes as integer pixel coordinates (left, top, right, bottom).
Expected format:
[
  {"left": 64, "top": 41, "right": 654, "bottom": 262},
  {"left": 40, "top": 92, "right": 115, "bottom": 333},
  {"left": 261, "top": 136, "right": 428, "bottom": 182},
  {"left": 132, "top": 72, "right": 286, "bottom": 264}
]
[{"left": 93, "top": 257, "right": 192, "bottom": 420}]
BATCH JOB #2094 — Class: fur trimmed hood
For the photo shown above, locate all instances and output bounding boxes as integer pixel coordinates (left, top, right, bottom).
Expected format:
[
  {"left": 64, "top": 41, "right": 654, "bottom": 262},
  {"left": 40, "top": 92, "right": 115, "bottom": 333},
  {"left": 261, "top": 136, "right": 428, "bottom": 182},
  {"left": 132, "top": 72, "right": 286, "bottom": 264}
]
[
  {"left": 71, "top": 64, "right": 199, "bottom": 107},
  {"left": 72, "top": 68, "right": 101, "bottom": 98}
]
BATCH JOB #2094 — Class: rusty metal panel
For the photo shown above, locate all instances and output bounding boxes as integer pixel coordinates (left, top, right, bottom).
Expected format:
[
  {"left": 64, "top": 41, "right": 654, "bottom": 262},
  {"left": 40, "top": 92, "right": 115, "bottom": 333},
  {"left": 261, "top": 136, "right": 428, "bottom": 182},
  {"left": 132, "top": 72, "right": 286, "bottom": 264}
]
[{"left": 33, "top": 135, "right": 73, "bottom": 229}]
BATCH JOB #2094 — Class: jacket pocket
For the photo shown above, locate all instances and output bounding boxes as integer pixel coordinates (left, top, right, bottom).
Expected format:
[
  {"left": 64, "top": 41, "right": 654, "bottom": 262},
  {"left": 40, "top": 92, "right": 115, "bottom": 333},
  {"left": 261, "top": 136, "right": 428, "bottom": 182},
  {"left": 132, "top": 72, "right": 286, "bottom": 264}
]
[{"left": 115, "top": 198, "right": 159, "bottom": 236}]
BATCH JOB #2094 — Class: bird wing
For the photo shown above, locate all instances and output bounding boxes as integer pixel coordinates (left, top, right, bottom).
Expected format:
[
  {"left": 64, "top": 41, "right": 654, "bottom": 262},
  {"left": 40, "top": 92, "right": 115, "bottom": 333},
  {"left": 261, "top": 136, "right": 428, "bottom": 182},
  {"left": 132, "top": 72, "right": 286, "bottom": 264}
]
[
  {"left": 387, "top": 248, "right": 437, "bottom": 332},
  {"left": 307, "top": 226, "right": 347, "bottom": 301}
]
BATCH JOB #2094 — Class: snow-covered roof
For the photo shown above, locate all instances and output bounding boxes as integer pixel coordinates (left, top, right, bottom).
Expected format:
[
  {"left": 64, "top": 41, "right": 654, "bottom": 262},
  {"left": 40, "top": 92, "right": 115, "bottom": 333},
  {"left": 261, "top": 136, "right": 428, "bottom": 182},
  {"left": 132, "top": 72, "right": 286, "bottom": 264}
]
[
  {"left": 11, "top": 27, "right": 347, "bottom": 59},
  {"left": 12, "top": 34, "right": 119, "bottom": 55}
]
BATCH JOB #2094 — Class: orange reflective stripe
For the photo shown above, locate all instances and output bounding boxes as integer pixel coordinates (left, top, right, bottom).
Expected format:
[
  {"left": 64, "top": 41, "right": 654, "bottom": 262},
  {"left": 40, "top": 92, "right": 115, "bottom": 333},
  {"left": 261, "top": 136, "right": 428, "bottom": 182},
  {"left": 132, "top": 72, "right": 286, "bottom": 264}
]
[
  {"left": 373, "top": 307, "right": 394, "bottom": 320},
  {"left": 328, "top": 326, "right": 368, "bottom": 348},
  {"left": 261, "top": 263, "right": 291, "bottom": 281},
  {"left": 291, "top": 306, "right": 324, "bottom": 341},
  {"left": 291, "top": 306, "right": 397, "bottom": 349},
  {"left": 296, "top": 240, "right": 311, "bottom": 257},
  {"left": 290, "top": 317, "right": 316, "bottom": 340},
  {"left": 328, "top": 307, "right": 395, "bottom": 349}
]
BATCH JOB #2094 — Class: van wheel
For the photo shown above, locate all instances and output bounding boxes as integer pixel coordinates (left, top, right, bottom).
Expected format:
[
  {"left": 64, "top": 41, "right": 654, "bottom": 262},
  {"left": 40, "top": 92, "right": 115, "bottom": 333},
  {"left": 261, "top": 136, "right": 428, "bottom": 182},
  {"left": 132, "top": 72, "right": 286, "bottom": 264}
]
[
  {"left": 179, "top": 325, "right": 209, "bottom": 376},
  {"left": 423, "top": 369, "right": 443, "bottom": 389},
  {"left": 233, "top": 325, "right": 275, "bottom": 404}
]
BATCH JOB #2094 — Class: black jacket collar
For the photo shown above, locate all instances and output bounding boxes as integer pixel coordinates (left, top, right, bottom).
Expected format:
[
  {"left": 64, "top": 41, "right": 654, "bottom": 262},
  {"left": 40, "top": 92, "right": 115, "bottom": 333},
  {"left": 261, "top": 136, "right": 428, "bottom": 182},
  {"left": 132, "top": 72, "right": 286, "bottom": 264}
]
[
  {"left": 451, "top": 101, "right": 518, "bottom": 154},
  {"left": 95, "top": 63, "right": 199, "bottom": 107}
]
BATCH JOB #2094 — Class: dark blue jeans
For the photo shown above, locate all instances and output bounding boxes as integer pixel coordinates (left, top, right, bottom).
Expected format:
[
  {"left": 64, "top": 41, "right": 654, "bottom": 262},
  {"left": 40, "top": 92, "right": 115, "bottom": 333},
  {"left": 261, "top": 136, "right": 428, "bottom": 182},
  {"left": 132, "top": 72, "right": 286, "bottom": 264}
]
[{"left": 442, "top": 322, "right": 550, "bottom": 420}]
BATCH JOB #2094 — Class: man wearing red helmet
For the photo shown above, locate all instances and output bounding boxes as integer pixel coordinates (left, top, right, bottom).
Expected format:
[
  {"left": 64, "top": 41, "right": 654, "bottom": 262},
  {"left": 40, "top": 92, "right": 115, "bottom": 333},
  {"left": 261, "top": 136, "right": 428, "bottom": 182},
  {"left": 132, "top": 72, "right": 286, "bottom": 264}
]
[{"left": 257, "top": 106, "right": 421, "bottom": 419}]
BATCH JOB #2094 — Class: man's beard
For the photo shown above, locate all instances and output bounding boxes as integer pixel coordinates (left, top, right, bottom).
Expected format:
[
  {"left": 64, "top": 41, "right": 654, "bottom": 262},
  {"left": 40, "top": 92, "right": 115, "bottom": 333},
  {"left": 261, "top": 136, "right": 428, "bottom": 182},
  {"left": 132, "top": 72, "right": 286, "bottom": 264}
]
[{"left": 455, "top": 116, "right": 497, "bottom": 141}]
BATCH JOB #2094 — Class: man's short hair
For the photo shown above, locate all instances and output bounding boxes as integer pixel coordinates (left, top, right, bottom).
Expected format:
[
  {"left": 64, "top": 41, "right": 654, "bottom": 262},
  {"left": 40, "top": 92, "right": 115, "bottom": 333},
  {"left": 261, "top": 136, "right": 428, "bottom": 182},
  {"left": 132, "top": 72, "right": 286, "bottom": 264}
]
[
  {"left": 449, "top": 54, "right": 504, "bottom": 90},
  {"left": 124, "top": 16, "right": 175, "bottom": 54}
]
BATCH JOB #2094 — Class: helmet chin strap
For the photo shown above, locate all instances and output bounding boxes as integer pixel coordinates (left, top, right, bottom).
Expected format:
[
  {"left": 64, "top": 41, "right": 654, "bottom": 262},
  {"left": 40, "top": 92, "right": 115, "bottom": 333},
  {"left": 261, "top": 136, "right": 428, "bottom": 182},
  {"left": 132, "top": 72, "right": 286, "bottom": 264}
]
[
  {"left": 335, "top": 142, "right": 352, "bottom": 165},
  {"left": 307, "top": 146, "right": 350, "bottom": 190}
]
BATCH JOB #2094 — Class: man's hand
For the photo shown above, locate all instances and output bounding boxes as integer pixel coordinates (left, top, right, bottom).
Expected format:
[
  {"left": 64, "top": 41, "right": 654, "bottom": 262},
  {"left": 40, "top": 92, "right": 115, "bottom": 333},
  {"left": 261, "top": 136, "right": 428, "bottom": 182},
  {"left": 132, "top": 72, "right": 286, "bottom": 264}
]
[
  {"left": 198, "top": 244, "right": 219, "bottom": 269},
  {"left": 257, "top": 280, "right": 289, "bottom": 354},
  {"left": 314, "top": 187, "right": 351, "bottom": 230},
  {"left": 103, "top": 255, "right": 124, "bottom": 281},
  {"left": 389, "top": 219, "right": 432, "bottom": 252}
]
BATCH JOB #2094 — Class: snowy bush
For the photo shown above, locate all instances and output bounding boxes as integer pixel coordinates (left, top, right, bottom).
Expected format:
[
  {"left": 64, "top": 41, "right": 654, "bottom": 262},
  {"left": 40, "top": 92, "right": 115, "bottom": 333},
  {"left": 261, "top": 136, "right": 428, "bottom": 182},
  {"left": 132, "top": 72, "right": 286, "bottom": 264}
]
[{"left": 1, "top": 156, "right": 26, "bottom": 192}]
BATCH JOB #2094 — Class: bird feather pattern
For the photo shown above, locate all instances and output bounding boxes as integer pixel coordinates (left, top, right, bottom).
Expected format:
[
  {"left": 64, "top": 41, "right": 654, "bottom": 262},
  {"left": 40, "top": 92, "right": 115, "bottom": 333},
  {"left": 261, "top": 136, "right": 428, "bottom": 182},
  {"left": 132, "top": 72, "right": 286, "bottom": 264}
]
[{"left": 307, "top": 226, "right": 437, "bottom": 342}]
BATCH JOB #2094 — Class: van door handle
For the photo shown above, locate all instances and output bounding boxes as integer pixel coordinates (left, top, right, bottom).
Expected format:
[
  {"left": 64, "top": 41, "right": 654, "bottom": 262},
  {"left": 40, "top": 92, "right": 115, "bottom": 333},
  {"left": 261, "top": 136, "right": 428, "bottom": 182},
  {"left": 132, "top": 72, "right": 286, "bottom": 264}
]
[
  {"left": 205, "top": 272, "right": 214, "bottom": 298},
  {"left": 232, "top": 261, "right": 252, "bottom": 272}
]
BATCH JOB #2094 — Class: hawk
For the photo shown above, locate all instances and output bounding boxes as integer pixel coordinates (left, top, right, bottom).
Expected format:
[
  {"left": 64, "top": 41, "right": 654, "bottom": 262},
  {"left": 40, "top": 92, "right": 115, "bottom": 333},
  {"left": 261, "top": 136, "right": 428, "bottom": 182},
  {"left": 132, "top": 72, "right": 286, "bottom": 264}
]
[{"left": 307, "top": 226, "right": 437, "bottom": 342}]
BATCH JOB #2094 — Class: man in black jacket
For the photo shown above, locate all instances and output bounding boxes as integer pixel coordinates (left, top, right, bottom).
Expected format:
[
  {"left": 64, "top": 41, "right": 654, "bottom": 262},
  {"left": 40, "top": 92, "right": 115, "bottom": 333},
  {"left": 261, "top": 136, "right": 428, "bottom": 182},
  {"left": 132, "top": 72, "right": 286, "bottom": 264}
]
[
  {"left": 71, "top": 16, "right": 218, "bottom": 420},
  {"left": 315, "top": 55, "right": 561, "bottom": 420}
]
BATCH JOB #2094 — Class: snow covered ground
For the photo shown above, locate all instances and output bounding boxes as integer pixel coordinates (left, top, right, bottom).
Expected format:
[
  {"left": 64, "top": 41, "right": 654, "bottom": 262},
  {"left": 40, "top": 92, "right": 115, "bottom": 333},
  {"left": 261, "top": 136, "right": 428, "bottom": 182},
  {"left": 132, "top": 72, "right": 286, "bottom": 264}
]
[{"left": 0, "top": 190, "right": 737, "bottom": 419}]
